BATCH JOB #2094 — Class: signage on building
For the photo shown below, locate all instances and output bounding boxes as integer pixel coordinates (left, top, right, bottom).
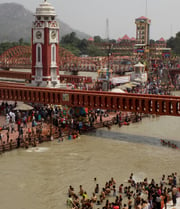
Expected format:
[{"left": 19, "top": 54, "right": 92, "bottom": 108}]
[
  {"left": 62, "top": 94, "right": 69, "bottom": 102},
  {"left": 136, "top": 49, "right": 144, "bottom": 53},
  {"left": 111, "top": 76, "right": 130, "bottom": 85}
]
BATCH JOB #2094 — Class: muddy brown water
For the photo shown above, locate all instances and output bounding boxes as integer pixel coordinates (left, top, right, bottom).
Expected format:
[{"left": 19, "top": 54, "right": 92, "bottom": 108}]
[{"left": 0, "top": 92, "right": 180, "bottom": 209}]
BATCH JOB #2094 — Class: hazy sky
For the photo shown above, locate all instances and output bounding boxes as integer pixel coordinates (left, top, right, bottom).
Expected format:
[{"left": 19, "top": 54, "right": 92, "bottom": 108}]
[{"left": 0, "top": 0, "right": 180, "bottom": 40}]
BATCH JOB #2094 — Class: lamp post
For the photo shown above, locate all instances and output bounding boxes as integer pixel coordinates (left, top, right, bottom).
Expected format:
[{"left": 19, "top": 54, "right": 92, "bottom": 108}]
[{"left": 106, "top": 43, "right": 112, "bottom": 90}]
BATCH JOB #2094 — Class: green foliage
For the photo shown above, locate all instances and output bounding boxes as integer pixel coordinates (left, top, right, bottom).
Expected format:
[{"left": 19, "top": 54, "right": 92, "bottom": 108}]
[
  {"left": 94, "top": 36, "right": 103, "bottom": 43},
  {"left": 167, "top": 32, "right": 180, "bottom": 55},
  {"left": 0, "top": 32, "right": 107, "bottom": 57},
  {"left": 60, "top": 32, "right": 106, "bottom": 57},
  {"left": 87, "top": 44, "right": 106, "bottom": 56},
  {"left": 77, "top": 39, "right": 88, "bottom": 55},
  {"left": 61, "top": 43, "right": 81, "bottom": 57},
  {"left": 150, "top": 39, "right": 155, "bottom": 44},
  {"left": 109, "top": 39, "right": 116, "bottom": 43},
  {"left": 61, "top": 32, "right": 80, "bottom": 46},
  {"left": 18, "top": 38, "right": 24, "bottom": 45},
  {"left": 0, "top": 40, "right": 30, "bottom": 55}
]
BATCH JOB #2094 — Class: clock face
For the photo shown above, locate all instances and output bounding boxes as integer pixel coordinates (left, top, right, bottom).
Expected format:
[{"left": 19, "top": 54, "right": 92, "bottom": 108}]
[
  {"left": 36, "top": 31, "right": 42, "bottom": 39},
  {"left": 51, "top": 30, "right": 57, "bottom": 39}
]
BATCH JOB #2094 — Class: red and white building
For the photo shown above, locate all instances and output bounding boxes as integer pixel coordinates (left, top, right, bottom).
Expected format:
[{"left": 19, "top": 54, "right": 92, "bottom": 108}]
[
  {"left": 135, "top": 16, "right": 151, "bottom": 46},
  {"left": 31, "top": 0, "right": 60, "bottom": 87}
]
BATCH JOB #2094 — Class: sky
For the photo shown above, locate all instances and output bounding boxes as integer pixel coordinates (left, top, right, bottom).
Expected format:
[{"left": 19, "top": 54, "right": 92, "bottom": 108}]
[{"left": 0, "top": 0, "right": 180, "bottom": 41}]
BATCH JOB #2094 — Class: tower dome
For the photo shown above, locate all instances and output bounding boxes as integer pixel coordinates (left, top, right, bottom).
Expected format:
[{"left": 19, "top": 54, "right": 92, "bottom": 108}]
[{"left": 35, "top": 0, "right": 56, "bottom": 17}]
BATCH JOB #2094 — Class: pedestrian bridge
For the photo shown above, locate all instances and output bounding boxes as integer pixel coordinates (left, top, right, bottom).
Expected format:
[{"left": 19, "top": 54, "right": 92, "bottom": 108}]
[
  {"left": 0, "top": 45, "right": 133, "bottom": 73},
  {"left": 0, "top": 82, "right": 180, "bottom": 116}
]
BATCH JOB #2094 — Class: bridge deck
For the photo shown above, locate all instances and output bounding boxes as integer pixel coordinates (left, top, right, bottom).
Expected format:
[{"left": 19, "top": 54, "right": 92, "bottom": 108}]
[{"left": 0, "top": 82, "right": 179, "bottom": 116}]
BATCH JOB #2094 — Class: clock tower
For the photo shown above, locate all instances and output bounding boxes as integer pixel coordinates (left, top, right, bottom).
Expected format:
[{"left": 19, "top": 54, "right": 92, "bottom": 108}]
[{"left": 31, "top": 0, "right": 60, "bottom": 87}]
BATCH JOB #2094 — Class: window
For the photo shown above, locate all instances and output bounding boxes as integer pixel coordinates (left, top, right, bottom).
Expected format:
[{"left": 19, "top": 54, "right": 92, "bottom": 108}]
[
  {"left": 38, "top": 46, "right": 41, "bottom": 62},
  {"left": 44, "top": 16, "right": 49, "bottom": 21},
  {"left": 51, "top": 68, "right": 57, "bottom": 81},
  {"left": 37, "top": 16, "right": 41, "bottom": 21},
  {"left": 51, "top": 44, "right": 56, "bottom": 66},
  {"left": 36, "top": 44, "right": 42, "bottom": 66},
  {"left": 35, "top": 68, "right": 42, "bottom": 81}
]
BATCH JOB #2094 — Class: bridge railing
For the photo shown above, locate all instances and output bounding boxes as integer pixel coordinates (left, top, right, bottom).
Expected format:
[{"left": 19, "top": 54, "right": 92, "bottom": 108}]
[
  {"left": 60, "top": 75, "right": 92, "bottom": 83},
  {"left": 0, "top": 71, "right": 93, "bottom": 83},
  {"left": 0, "top": 84, "right": 179, "bottom": 116},
  {"left": 0, "top": 70, "right": 31, "bottom": 80}
]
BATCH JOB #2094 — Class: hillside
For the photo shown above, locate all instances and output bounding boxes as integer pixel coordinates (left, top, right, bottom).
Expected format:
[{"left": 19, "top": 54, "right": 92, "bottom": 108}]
[{"left": 0, "top": 3, "right": 90, "bottom": 42}]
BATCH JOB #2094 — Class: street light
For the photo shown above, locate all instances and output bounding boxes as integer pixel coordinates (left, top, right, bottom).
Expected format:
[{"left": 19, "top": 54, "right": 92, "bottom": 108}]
[{"left": 106, "top": 43, "right": 112, "bottom": 90}]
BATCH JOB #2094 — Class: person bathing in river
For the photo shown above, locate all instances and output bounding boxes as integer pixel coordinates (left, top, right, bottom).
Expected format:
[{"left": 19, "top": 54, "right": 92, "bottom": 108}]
[{"left": 79, "top": 185, "right": 84, "bottom": 196}]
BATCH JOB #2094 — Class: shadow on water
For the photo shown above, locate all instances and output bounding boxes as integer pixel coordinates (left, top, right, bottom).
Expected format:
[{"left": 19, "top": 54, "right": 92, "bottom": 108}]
[{"left": 85, "top": 128, "right": 180, "bottom": 149}]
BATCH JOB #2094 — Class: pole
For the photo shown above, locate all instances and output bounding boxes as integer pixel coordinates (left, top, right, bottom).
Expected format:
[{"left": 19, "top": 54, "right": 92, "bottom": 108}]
[
  {"left": 106, "top": 18, "right": 110, "bottom": 91},
  {"left": 145, "top": 0, "right": 148, "bottom": 17}
]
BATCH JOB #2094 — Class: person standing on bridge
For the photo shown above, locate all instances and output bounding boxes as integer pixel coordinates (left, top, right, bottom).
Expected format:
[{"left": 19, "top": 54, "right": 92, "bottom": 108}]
[
  {"left": 172, "top": 185, "right": 178, "bottom": 206},
  {"left": 0, "top": 133, "right": 2, "bottom": 144},
  {"left": 6, "top": 114, "right": 10, "bottom": 126},
  {"left": 100, "top": 114, "right": 102, "bottom": 123},
  {"left": 11, "top": 122, "right": 15, "bottom": 133}
]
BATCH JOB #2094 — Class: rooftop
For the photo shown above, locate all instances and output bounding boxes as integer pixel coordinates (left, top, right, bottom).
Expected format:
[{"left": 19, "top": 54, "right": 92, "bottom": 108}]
[
  {"left": 136, "top": 16, "right": 148, "bottom": 20},
  {"left": 88, "top": 37, "right": 94, "bottom": 42},
  {"left": 35, "top": 0, "right": 56, "bottom": 16},
  {"left": 159, "top": 37, "right": 165, "bottom": 42},
  {"left": 136, "top": 16, "right": 151, "bottom": 23}
]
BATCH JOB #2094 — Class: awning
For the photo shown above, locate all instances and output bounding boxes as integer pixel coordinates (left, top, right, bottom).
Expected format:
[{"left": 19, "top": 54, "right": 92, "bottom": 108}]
[
  {"left": 13, "top": 103, "right": 34, "bottom": 111},
  {"left": 111, "top": 88, "right": 125, "bottom": 93}
]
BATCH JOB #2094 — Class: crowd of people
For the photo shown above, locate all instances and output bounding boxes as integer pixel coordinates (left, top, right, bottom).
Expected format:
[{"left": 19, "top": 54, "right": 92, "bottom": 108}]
[
  {"left": 66, "top": 172, "right": 179, "bottom": 209},
  {"left": 0, "top": 99, "right": 171, "bottom": 154},
  {"left": 108, "top": 56, "right": 179, "bottom": 95},
  {"left": 160, "top": 139, "right": 179, "bottom": 149},
  {"left": 0, "top": 101, "right": 126, "bottom": 152}
]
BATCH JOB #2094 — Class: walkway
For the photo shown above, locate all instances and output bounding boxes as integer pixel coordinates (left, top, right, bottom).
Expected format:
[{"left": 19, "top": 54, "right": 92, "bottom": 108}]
[{"left": 165, "top": 197, "right": 180, "bottom": 209}]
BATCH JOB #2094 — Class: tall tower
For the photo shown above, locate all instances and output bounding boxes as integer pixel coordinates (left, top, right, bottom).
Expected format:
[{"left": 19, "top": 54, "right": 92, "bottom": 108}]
[
  {"left": 135, "top": 16, "right": 151, "bottom": 46},
  {"left": 31, "top": 0, "right": 60, "bottom": 87}
]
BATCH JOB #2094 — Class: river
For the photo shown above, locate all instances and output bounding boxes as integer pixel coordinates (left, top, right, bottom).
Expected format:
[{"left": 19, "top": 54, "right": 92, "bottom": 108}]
[
  {"left": 0, "top": 115, "right": 180, "bottom": 208},
  {"left": 0, "top": 91, "right": 180, "bottom": 209}
]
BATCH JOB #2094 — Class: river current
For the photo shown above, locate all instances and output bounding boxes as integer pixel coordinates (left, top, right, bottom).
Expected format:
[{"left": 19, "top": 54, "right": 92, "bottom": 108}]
[{"left": 0, "top": 92, "right": 180, "bottom": 209}]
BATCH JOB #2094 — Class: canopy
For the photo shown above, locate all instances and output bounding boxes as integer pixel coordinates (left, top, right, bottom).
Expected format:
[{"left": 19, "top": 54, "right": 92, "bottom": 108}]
[
  {"left": 131, "top": 81, "right": 139, "bottom": 86},
  {"left": 121, "top": 83, "right": 134, "bottom": 89},
  {"left": 111, "top": 76, "right": 130, "bottom": 85},
  {"left": 134, "top": 77, "right": 142, "bottom": 82},
  {"left": 111, "top": 88, "right": 125, "bottom": 93},
  {"left": 13, "top": 103, "right": 34, "bottom": 111},
  {"left": 134, "top": 62, "right": 145, "bottom": 67}
]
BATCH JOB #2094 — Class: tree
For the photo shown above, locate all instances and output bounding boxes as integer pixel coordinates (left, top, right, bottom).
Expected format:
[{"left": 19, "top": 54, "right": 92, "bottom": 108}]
[
  {"left": 62, "top": 44, "right": 81, "bottom": 56},
  {"left": 78, "top": 39, "right": 88, "bottom": 55},
  {"left": 19, "top": 38, "right": 24, "bottom": 45},
  {"left": 109, "top": 39, "right": 116, "bottom": 43},
  {"left": 166, "top": 32, "right": 180, "bottom": 55},
  {"left": 174, "top": 37, "right": 180, "bottom": 55},
  {"left": 167, "top": 37, "right": 175, "bottom": 49},
  {"left": 61, "top": 32, "right": 80, "bottom": 46},
  {"left": 60, "top": 33, "right": 106, "bottom": 56},
  {"left": 94, "top": 36, "right": 103, "bottom": 43},
  {"left": 150, "top": 39, "right": 155, "bottom": 44},
  {"left": 0, "top": 41, "right": 30, "bottom": 55},
  {"left": 87, "top": 44, "right": 106, "bottom": 56}
]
